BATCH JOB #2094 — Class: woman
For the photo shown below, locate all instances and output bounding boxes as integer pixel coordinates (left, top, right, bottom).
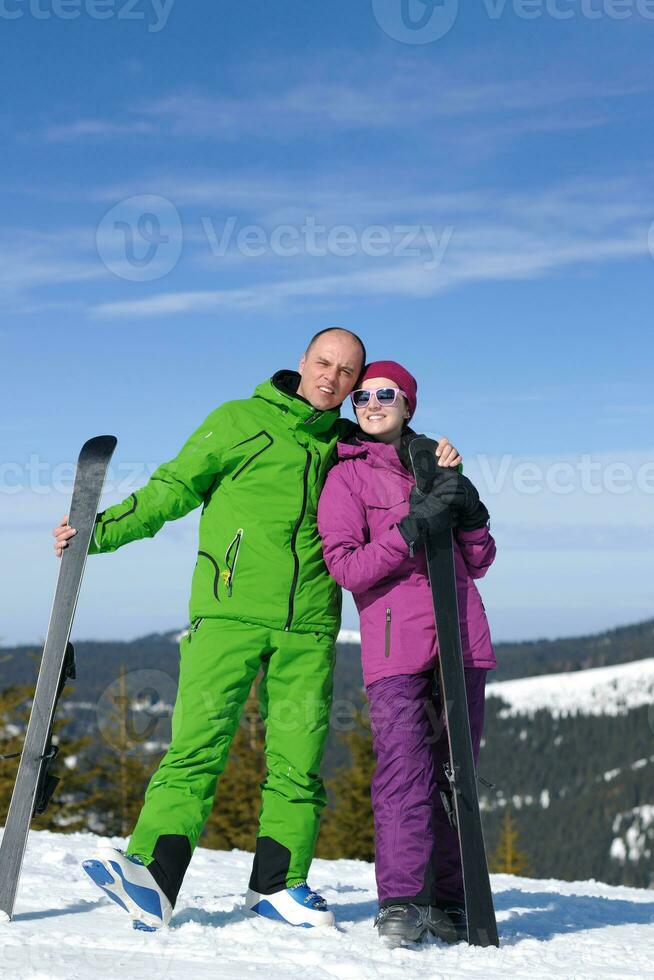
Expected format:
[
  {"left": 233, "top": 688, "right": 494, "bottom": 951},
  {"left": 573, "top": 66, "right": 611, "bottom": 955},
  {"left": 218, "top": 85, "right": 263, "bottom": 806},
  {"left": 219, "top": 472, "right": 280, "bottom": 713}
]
[{"left": 317, "top": 360, "right": 496, "bottom": 947}]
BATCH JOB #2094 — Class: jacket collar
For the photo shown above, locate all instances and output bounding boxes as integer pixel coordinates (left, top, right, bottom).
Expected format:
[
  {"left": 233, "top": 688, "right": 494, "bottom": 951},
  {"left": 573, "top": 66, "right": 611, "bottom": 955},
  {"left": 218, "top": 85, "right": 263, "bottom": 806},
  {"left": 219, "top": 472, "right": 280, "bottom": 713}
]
[
  {"left": 253, "top": 370, "right": 342, "bottom": 435},
  {"left": 336, "top": 427, "right": 419, "bottom": 473}
]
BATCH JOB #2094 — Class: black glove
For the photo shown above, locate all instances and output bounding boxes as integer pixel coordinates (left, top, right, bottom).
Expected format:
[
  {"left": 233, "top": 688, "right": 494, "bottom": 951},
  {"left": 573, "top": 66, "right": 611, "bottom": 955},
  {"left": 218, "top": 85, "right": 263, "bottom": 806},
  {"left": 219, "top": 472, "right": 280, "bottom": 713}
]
[
  {"left": 427, "top": 470, "right": 490, "bottom": 531},
  {"left": 398, "top": 486, "right": 455, "bottom": 554}
]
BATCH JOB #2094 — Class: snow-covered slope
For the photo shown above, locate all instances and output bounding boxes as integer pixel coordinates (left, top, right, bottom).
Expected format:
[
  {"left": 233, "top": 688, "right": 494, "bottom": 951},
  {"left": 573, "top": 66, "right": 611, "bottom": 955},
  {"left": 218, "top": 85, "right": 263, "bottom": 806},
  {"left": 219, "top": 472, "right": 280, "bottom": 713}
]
[
  {"left": 486, "top": 657, "right": 654, "bottom": 717},
  {"left": 1, "top": 830, "right": 652, "bottom": 980},
  {"left": 336, "top": 628, "right": 361, "bottom": 646}
]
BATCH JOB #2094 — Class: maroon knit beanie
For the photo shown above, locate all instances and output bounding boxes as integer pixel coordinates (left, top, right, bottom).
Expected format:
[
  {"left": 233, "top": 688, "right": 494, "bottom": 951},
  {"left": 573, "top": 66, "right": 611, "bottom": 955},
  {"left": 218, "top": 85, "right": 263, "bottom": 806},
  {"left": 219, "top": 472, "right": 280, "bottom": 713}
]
[{"left": 357, "top": 360, "right": 418, "bottom": 419}]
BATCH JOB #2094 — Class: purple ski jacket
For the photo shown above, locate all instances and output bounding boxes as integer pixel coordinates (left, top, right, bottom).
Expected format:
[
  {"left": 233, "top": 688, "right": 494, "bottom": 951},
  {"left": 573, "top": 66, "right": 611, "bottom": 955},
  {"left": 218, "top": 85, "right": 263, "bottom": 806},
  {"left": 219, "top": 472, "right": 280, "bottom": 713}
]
[{"left": 317, "top": 437, "right": 497, "bottom": 687}]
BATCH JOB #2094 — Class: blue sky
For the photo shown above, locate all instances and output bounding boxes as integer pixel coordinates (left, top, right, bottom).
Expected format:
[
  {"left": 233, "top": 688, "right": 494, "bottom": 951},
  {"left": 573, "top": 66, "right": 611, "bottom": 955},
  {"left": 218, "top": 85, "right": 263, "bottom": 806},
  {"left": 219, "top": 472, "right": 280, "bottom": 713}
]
[{"left": 1, "top": 2, "right": 653, "bottom": 646}]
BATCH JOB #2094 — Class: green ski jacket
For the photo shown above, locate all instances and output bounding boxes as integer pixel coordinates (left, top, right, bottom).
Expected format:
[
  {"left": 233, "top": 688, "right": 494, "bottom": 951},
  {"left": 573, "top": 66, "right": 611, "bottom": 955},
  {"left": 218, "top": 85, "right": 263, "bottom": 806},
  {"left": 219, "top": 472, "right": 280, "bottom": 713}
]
[{"left": 89, "top": 371, "right": 348, "bottom": 636}]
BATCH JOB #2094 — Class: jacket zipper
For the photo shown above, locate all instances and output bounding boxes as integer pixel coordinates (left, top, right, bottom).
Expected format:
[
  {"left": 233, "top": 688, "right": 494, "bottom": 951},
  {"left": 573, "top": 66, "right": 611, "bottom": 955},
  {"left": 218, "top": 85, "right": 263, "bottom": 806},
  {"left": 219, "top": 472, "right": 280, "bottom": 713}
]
[
  {"left": 384, "top": 608, "right": 392, "bottom": 657},
  {"left": 284, "top": 451, "right": 311, "bottom": 631},
  {"left": 187, "top": 617, "right": 203, "bottom": 641},
  {"left": 222, "top": 529, "right": 244, "bottom": 597}
]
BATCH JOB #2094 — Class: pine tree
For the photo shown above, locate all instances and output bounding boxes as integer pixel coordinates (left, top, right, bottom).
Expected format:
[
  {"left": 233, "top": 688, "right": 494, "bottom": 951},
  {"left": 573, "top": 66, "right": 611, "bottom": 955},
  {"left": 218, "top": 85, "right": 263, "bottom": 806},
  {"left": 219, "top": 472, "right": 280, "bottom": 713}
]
[
  {"left": 0, "top": 684, "right": 33, "bottom": 824},
  {"left": 317, "top": 713, "right": 375, "bottom": 862},
  {"left": 88, "top": 664, "right": 163, "bottom": 838},
  {"left": 489, "top": 807, "right": 531, "bottom": 875},
  {"left": 0, "top": 679, "right": 92, "bottom": 833},
  {"left": 31, "top": 718, "right": 94, "bottom": 834}
]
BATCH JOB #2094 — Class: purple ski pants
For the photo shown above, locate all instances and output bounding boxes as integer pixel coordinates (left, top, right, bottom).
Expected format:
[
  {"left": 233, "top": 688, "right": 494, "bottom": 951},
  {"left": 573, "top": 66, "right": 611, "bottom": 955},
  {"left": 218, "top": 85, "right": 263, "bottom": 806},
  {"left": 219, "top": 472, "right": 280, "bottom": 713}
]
[{"left": 366, "top": 668, "right": 488, "bottom": 907}]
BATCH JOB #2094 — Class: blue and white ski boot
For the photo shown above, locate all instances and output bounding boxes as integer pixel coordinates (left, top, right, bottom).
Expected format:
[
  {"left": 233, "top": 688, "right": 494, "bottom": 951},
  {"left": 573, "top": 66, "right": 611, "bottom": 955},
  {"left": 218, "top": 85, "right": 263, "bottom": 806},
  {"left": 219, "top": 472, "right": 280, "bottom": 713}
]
[
  {"left": 245, "top": 883, "right": 334, "bottom": 928},
  {"left": 82, "top": 846, "right": 173, "bottom": 931}
]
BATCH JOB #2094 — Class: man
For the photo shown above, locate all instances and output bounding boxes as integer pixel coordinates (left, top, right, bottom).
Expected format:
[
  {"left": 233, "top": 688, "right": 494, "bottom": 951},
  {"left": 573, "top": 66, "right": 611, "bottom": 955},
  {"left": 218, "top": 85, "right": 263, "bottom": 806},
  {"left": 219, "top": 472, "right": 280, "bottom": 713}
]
[{"left": 53, "top": 328, "right": 459, "bottom": 932}]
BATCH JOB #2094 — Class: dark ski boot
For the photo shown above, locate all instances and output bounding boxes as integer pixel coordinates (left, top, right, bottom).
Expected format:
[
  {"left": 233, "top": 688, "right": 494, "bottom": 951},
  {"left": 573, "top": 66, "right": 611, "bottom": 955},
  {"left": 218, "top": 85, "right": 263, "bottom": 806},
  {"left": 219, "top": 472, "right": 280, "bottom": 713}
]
[
  {"left": 375, "top": 903, "right": 457, "bottom": 947},
  {"left": 433, "top": 900, "right": 467, "bottom": 943}
]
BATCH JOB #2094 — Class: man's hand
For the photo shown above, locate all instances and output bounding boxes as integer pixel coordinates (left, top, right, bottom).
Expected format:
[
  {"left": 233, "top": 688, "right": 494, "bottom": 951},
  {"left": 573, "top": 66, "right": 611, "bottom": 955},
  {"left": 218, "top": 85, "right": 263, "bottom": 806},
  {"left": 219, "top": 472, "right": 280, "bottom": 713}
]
[
  {"left": 436, "top": 436, "right": 462, "bottom": 469},
  {"left": 53, "top": 514, "right": 77, "bottom": 558}
]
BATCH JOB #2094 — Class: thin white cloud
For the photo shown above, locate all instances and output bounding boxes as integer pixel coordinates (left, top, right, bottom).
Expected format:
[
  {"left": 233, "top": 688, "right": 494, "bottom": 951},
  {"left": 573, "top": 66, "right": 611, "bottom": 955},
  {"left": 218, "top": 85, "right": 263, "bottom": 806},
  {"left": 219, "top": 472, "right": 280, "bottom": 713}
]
[
  {"left": 43, "top": 119, "right": 156, "bottom": 143},
  {"left": 603, "top": 404, "right": 654, "bottom": 417},
  {"left": 35, "top": 65, "right": 652, "bottom": 145},
  {"left": 90, "top": 229, "right": 647, "bottom": 318},
  {"left": 5, "top": 173, "right": 653, "bottom": 317},
  {"left": 0, "top": 231, "right": 107, "bottom": 312}
]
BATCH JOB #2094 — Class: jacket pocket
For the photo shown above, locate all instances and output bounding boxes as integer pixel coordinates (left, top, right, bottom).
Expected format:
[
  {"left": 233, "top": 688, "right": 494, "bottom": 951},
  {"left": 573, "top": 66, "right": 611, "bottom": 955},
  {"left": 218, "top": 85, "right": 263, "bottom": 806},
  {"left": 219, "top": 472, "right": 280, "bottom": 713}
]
[
  {"left": 384, "top": 607, "right": 391, "bottom": 658},
  {"left": 197, "top": 551, "right": 221, "bottom": 602},
  {"left": 222, "top": 529, "right": 244, "bottom": 597},
  {"left": 231, "top": 431, "right": 274, "bottom": 481}
]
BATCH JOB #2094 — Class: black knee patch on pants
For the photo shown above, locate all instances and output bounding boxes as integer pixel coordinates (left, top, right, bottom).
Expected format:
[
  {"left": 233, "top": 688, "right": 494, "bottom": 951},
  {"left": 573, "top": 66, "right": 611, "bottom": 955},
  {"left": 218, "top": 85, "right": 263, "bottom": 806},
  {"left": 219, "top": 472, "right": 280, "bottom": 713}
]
[
  {"left": 248, "top": 837, "right": 291, "bottom": 894},
  {"left": 149, "top": 834, "right": 192, "bottom": 906}
]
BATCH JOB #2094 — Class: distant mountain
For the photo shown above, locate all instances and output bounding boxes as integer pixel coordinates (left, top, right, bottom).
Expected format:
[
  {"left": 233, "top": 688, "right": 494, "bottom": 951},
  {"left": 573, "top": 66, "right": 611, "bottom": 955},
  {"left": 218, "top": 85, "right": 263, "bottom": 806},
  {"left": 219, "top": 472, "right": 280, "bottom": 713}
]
[
  {"left": 487, "top": 657, "right": 654, "bottom": 718},
  {"left": 481, "top": 658, "right": 654, "bottom": 889},
  {"left": 490, "top": 617, "right": 654, "bottom": 681},
  {"left": 2, "top": 617, "right": 653, "bottom": 702},
  {"left": 2, "top": 617, "right": 653, "bottom": 888}
]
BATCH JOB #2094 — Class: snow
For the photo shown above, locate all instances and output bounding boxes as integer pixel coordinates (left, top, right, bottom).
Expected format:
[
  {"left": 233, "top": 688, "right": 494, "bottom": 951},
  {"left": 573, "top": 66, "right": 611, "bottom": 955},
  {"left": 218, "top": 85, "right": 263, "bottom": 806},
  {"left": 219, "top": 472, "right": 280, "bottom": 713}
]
[
  {"left": 337, "top": 629, "right": 361, "bottom": 645},
  {"left": 1, "top": 830, "right": 653, "bottom": 979},
  {"left": 611, "top": 807, "right": 654, "bottom": 865},
  {"left": 487, "top": 658, "right": 654, "bottom": 717}
]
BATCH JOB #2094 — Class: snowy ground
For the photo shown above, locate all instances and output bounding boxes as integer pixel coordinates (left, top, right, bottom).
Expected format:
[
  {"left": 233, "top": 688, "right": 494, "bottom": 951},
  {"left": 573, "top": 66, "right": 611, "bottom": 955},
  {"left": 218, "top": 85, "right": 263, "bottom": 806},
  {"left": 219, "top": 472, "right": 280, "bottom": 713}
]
[
  {"left": 486, "top": 657, "right": 654, "bottom": 718},
  {"left": 1, "top": 830, "right": 653, "bottom": 980}
]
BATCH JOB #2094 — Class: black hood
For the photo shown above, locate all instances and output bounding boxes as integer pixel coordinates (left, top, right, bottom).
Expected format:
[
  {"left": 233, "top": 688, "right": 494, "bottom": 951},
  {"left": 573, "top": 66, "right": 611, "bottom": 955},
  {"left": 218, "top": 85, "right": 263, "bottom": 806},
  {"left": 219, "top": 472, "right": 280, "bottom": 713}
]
[{"left": 271, "top": 369, "right": 313, "bottom": 407}]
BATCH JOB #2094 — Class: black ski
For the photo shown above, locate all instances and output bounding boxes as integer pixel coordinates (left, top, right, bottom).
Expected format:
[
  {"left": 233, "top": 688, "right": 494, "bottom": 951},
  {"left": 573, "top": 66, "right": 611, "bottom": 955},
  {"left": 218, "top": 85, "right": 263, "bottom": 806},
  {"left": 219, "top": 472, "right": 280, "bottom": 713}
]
[
  {"left": 409, "top": 436, "right": 499, "bottom": 948},
  {"left": 0, "top": 435, "right": 117, "bottom": 920}
]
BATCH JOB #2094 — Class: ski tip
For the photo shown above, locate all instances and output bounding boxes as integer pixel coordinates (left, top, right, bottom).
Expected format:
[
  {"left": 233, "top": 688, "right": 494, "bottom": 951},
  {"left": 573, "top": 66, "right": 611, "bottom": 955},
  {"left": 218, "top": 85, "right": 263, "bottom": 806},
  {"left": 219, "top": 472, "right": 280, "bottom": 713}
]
[
  {"left": 77, "top": 435, "right": 118, "bottom": 467},
  {"left": 80, "top": 435, "right": 118, "bottom": 453}
]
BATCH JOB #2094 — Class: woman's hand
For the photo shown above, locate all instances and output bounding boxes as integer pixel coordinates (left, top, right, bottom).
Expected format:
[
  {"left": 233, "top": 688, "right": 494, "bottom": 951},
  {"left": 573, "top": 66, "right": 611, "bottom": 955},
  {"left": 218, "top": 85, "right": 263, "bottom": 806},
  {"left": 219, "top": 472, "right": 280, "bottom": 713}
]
[
  {"left": 429, "top": 471, "right": 490, "bottom": 531},
  {"left": 436, "top": 437, "right": 462, "bottom": 468}
]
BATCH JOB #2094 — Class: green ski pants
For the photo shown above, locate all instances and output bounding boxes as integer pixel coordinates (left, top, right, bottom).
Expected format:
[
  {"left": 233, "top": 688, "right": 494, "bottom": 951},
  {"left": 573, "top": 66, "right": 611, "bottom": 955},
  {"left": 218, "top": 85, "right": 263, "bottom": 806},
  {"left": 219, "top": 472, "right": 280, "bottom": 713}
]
[{"left": 126, "top": 618, "right": 336, "bottom": 904}]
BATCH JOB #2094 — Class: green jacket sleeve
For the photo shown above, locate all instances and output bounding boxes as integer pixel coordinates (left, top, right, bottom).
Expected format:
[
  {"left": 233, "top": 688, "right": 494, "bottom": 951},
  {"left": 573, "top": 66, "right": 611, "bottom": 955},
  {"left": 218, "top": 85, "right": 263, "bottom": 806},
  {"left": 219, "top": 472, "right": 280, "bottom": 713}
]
[{"left": 89, "top": 405, "right": 228, "bottom": 555}]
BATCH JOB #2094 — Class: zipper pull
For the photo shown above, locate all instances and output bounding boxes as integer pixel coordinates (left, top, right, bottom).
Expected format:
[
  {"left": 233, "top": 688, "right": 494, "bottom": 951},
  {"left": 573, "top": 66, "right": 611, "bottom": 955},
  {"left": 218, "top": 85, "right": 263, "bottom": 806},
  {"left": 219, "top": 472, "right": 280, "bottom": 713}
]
[{"left": 384, "top": 607, "right": 392, "bottom": 658}]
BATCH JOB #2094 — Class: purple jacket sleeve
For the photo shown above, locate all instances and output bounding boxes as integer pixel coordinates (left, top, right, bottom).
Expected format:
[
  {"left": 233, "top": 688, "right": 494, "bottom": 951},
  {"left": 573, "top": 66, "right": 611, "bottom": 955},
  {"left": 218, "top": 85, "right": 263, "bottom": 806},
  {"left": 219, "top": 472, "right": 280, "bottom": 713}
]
[
  {"left": 317, "top": 466, "right": 410, "bottom": 594},
  {"left": 454, "top": 526, "right": 496, "bottom": 579}
]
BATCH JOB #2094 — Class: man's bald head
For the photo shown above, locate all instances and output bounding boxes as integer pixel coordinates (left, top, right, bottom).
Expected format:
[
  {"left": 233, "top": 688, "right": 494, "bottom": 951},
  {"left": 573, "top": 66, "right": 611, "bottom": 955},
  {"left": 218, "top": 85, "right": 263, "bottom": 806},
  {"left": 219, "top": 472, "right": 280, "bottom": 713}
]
[
  {"left": 297, "top": 327, "right": 367, "bottom": 411},
  {"left": 305, "top": 327, "right": 366, "bottom": 369}
]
